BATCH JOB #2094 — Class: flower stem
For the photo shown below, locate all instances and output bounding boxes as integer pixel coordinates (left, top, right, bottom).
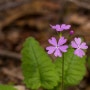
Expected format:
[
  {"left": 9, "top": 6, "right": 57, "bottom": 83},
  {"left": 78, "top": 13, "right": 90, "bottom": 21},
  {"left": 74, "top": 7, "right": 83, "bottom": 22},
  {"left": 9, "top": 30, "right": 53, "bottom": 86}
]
[{"left": 62, "top": 54, "right": 64, "bottom": 90}]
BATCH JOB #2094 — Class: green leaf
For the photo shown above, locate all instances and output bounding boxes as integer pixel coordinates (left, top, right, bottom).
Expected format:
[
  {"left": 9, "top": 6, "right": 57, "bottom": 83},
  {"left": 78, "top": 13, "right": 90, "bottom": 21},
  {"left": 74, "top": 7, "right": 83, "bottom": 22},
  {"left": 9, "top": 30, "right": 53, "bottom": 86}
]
[
  {"left": 21, "top": 37, "right": 59, "bottom": 90},
  {"left": 55, "top": 48, "right": 86, "bottom": 86},
  {"left": 46, "top": 85, "right": 60, "bottom": 90},
  {"left": 87, "top": 56, "right": 90, "bottom": 69},
  {"left": 0, "top": 85, "right": 17, "bottom": 90}
]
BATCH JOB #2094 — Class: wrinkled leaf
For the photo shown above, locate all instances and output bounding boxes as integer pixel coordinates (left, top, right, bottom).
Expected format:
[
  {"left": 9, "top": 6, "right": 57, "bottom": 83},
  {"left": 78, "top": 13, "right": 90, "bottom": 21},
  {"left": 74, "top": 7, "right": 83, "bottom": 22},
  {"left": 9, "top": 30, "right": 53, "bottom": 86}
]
[
  {"left": 87, "top": 56, "right": 90, "bottom": 69},
  {"left": 21, "top": 37, "right": 59, "bottom": 89},
  {"left": 55, "top": 48, "right": 86, "bottom": 86}
]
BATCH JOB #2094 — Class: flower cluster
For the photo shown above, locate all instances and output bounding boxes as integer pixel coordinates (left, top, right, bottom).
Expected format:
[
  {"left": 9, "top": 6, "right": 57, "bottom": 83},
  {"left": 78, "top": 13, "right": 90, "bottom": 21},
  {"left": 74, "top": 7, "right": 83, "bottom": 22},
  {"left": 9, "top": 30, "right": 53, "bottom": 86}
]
[
  {"left": 46, "top": 24, "right": 88, "bottom": 58},
  {"left": 50, "top": 24, "right": 71, "bottom": 31}
]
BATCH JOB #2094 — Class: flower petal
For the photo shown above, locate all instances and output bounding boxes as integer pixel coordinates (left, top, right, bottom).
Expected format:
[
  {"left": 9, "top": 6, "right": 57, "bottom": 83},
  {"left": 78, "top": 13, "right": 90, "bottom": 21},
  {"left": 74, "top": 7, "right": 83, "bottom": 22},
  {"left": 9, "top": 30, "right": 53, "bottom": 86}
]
[
  {"left": 50, "top": 24, "right": 56, "bottom": 29},
  {"left": 64, "top": 25, "right": 71, "bottom": 30},
  {"left": 54, "top": 49, "right": 62, "bottom": 57},
  {"left": 61, "top": 24, "right": 66, "bottom": 29},
  {"left": 71, "top": 41, "right": 78, "bottom": 48},
  {"left": 61, "top": 24, "right": 71, "bottom": 30},
  {"left": 46, "top": 46, "right": 56, "bottom": 54},
  {"left": 55, "top": 25, "right": 61, "bottom": 31},
  {"left": 48, "top": 37, "right": 57, "bottom": 46},
  {"left": 50, "top": 24, "right": 62, "bottom": 31},
  {"left": 59, "top": 45, "right": 68, "bottom": 52},
  {"left": 80, "top": 42, "right": 88, "bottom": 49},
  {"left": 74, "top": 38, "right": 81, "bottom": 45},
  {"left": 55, "top": 24, "right": 63, "bottom": 31},
  {"left": 58, "top": 37, "right": 67, "bottom": 45},
  {"left": 74, "top": 49, "right": 85, "bottom": 58}
]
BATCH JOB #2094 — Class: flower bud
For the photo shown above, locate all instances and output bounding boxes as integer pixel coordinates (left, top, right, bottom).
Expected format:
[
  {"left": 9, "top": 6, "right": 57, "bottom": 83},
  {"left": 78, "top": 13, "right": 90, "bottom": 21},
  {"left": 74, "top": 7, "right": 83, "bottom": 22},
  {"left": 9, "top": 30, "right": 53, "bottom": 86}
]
[{"left": 70, "top": 30, "right": 74, "bottom": 35}]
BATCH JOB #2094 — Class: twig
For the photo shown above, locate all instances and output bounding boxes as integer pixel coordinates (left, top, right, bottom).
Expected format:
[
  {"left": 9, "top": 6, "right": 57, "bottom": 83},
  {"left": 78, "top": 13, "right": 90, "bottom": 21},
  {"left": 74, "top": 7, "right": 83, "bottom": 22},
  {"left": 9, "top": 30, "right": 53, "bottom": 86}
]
[
  {"left": 0, "top": 0, "right": 33, "bottom": 11},
  {"left": 0, "top": 49, "right": 21, "bottom": 60},
  {"left": 68, "top": 0, "right": 90, "bottom": 9},
  {"left": 2, "top": 68, "right": 23, "bottom": 80}
]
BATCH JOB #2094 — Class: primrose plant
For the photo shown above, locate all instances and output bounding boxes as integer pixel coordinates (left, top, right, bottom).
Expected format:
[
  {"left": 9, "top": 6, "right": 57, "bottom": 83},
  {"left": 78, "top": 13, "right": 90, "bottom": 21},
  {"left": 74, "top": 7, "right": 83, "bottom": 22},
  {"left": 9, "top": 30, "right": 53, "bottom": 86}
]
[{"left": 1, "top": 24, "right": 88, "bottom": 90}]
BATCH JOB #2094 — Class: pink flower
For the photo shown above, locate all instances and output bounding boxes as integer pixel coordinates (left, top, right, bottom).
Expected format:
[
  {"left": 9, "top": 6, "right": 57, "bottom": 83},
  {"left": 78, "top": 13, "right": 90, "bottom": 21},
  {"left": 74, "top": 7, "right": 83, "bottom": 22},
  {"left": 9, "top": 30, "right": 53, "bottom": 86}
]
[
  {"left": 71, "top": 37, "right": 88, "bottom": 58},
  {"left": 46, "top": 37, "right": 68, "bottom": 57},
  {"left": 50, "top": 24, "right": 71, "bottom": 31}
]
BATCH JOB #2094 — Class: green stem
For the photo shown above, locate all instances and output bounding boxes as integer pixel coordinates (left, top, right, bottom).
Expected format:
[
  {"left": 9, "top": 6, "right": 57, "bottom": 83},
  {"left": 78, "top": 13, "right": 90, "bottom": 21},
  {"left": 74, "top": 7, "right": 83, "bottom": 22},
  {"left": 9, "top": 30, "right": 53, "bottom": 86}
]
[
  {"left": 55, "top": 31, "right": 62, "bottom": 38},
  {"left": 62, "top": 54, "right": 64, "bottom": 90}
]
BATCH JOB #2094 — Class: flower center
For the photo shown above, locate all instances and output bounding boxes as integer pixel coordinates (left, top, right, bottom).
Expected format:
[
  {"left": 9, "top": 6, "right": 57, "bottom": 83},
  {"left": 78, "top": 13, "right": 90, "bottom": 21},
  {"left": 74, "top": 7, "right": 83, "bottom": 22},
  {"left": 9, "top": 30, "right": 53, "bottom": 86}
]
[
  {"left": 77, "top": 45, "right": 80, "bottom": 49},
  {"left": 56, "top": 46, "right": 59, "bottom": 49}
]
